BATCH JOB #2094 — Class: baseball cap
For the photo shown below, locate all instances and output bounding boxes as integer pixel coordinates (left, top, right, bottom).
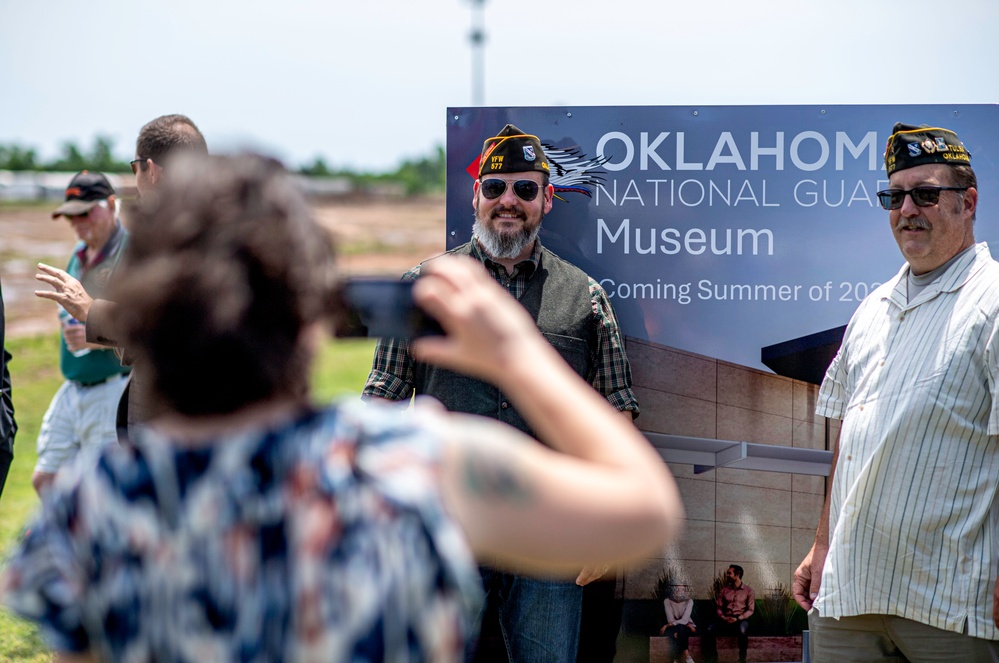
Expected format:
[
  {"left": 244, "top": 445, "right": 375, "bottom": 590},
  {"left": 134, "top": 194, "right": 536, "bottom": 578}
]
[{"left": 51, "top": 171, "right": 115, "bottom": 219}]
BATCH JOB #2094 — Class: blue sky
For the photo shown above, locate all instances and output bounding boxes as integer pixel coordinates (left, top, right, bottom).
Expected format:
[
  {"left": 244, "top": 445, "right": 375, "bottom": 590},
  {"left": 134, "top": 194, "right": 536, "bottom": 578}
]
[{"left": 2, "top": 0, "right": 997, "bottom": 171}]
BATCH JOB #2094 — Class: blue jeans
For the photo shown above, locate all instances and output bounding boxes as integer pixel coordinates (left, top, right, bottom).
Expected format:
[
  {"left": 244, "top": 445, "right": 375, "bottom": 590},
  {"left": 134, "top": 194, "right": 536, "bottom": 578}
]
[{"left": 469, "top": 567, "right": 582, "bottom": 663}]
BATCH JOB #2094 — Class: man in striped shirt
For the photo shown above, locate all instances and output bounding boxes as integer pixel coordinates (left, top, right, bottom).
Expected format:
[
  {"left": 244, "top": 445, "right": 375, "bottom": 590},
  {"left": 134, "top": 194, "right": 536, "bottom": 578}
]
[{"left": 793, "top": 123, "right": 999, "bottom": 660}]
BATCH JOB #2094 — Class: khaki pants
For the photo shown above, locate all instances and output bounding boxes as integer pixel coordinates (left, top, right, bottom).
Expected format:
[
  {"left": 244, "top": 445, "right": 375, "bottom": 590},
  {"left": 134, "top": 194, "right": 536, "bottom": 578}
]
[{"left": 808, "top": 609, "right": 999, "bottom": 663}]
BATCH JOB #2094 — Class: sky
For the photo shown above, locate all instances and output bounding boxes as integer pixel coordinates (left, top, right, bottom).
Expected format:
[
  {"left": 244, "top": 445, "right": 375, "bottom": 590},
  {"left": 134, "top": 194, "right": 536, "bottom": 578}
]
[{"left": 2, "top": 0, "right": 998, "bottom": 172}]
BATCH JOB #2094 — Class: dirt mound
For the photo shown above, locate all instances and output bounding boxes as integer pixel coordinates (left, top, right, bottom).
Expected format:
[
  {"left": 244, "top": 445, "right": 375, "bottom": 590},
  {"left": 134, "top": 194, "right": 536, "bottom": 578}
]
[{"left": 0, "top": 196, "right": 447, "bottom": 339}]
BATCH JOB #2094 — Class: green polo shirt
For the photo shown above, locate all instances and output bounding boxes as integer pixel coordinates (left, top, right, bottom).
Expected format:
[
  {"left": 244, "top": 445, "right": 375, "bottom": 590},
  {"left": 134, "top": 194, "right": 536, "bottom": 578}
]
[{"left": 60, "top": 223, "right": 130, "bottom": 384}]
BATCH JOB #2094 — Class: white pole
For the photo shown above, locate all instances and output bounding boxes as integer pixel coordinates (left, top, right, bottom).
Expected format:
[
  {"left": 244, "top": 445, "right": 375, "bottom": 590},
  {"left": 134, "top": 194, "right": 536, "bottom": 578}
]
[{"left": 469, "top": 0, "right": 486, "bottom": 106}]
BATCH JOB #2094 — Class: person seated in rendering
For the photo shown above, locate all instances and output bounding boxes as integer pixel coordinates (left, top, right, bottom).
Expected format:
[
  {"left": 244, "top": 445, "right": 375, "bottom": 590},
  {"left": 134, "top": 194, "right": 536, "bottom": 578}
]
[
  {"left": 704, "top": 565, "right": 755, "bottom": 663},
  {"left": 660, "top": 583, "right": 696, "bottom": 663},
  {"left": 0, "top": 153, "right": 683, "bottom": 662}
]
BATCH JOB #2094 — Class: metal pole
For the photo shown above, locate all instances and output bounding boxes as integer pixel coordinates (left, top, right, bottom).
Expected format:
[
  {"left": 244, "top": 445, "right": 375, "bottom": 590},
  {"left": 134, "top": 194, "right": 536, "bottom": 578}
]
[{"left": 469, "top": 0, "right": 486, "bottom": 105}]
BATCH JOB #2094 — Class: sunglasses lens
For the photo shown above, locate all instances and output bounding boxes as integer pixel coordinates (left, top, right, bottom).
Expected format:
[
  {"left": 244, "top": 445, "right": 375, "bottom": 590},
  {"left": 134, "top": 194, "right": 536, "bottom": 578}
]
[
  {"left": 911, "top": 187, "right": 941, "bottom": 207},
  {"left": 513, "top": 180, "right": 539, "bottom": 201},
  {"left": 480, "top": 180, "right": 506, "bottom": 200},
  {"left": 480, "top": 179, "right": 541, "bottom": 202},
  {"left": 877, "top": 191, "right": 902, "bottom": 210}
]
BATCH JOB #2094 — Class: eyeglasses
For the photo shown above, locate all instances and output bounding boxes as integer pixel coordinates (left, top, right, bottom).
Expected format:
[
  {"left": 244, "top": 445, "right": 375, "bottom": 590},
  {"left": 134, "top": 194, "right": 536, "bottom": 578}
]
[
  {"left": 876, "top": 186, "right": 969, "bottom": 211},
  {"left": 479, "top": 178, "right": 541, "bottom": 202},
  {"left": 129, "top": 157, "right": 150, "bottom": 175}
]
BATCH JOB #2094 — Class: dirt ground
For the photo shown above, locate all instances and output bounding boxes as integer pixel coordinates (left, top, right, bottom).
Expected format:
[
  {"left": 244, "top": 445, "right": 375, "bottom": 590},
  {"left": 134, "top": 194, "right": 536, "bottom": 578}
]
[{"left": 0, "top": 195, "right": 447, "bottom": 338}]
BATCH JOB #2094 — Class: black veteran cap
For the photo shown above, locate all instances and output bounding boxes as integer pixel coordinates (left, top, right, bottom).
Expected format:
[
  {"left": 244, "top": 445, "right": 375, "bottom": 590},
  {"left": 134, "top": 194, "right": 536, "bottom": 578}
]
[
  {"left": 478, "top": 124, "right": 550, "bottom": 178},
  {"left": 884, "top": 123, "right": 972, "bottom": 177},
  {"left": 51, "top": 171, "right": 115, "bottom": 219}
]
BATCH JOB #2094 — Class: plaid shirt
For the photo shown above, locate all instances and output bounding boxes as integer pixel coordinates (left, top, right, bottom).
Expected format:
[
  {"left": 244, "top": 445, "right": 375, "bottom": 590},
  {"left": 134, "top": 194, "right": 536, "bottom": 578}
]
[{"left": 362, "top": 240, "right": 639, "bottom": 417}]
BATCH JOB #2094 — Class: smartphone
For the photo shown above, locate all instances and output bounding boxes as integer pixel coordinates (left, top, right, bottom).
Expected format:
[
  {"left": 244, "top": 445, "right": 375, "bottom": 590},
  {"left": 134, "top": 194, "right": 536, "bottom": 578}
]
[{"left": 334, "top": 278, "right": 444, "bottom": 339}]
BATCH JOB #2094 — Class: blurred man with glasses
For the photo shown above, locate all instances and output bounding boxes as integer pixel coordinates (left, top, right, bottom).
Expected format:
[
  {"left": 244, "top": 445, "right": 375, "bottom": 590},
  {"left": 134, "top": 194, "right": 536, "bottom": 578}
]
[
  {"left": 363, "top": 123, "right": 639, "bottom": 663},
  {"left": 793, "top": 123, "right": 999, "bottom": 660},
  {"left": 128, "top": 114, "right": 206, "bottom": 199},
  {"left": 36, "top": 115, "right": 207, "bottom": 433},
  {"left": 32, "top": 171, "right": 130, "bottom": 496}
]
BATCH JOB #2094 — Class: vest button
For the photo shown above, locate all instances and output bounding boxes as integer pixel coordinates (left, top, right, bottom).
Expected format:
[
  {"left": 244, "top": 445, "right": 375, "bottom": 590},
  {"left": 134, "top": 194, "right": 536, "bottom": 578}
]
[{"left": 500, "top": 401, "right": 509, "bottom": 410}]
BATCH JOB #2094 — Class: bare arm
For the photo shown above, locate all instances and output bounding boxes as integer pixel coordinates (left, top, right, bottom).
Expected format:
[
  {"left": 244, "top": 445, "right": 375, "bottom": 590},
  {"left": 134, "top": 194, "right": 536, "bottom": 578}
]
[
  {"left": 793, "top": 427, "right": 840, "bottom": 610},
  {"left": 574, "top": 409, "right": 635, "bottom": 584},
  {"left": 412, "top": 256, "right": 682, "bottom": 575}
]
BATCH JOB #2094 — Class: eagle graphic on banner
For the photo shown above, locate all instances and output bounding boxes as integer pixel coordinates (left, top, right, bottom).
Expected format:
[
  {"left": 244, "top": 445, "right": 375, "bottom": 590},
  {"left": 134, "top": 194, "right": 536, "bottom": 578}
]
[
  {"left": 466, "top": 142, "right": 609, "bottom": 202},
  {"left": 540, "top": 143, "right": 610, "bottom": 202}
]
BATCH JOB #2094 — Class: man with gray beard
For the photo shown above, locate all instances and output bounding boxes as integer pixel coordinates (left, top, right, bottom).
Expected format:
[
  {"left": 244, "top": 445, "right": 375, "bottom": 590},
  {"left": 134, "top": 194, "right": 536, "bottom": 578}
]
[{"left": 363, "top": 123, "right": 638, "bottom": 663}]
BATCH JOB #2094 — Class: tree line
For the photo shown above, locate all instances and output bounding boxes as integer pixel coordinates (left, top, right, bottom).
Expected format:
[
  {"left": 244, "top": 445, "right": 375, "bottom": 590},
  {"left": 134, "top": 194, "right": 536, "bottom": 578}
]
[{"left": 0, "top": 137, "right": 446, "bottom": 196}]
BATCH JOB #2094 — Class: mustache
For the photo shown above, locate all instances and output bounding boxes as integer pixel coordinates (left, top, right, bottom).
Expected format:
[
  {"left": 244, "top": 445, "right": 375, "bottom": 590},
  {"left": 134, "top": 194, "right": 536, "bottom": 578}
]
[
  {"left": 896, "top": 217, "right": 931, "bottom": 231},
  {"left": 490, "top": 206, "right": 526, "bottom": 220}
]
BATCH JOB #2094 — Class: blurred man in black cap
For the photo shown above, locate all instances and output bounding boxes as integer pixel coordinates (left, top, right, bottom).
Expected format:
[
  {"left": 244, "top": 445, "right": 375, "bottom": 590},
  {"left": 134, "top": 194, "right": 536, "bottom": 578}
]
[
  {"left": 794, "top": 123, "right": 999, "bottom": 659},
  {"left": 35, "top": 115, "right": 207, "bottom": 433},
  {"left": 32, "top": 171, "right": 130, "bottom": 495},
  {"left": 363, "top": 123, "right": 639, "bottom": 663}
]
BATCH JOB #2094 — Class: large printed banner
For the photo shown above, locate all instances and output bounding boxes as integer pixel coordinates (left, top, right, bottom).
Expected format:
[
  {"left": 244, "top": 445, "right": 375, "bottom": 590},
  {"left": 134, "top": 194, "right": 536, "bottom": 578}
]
[{"left": 446, "top": 105, "right": 999, "bottom": 372}]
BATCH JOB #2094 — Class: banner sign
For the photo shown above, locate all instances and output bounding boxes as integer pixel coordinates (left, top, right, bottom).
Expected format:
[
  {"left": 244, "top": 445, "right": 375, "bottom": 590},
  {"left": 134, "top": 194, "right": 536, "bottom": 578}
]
[{"left": 446, "top": 105, "right": 999, "bottom": 372}]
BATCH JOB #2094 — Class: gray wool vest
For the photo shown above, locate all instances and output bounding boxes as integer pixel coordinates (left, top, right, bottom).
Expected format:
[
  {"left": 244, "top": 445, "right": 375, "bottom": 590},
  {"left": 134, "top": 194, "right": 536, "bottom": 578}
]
[{"left": 412, "top": 243, "right": 596, "bottom": 440}]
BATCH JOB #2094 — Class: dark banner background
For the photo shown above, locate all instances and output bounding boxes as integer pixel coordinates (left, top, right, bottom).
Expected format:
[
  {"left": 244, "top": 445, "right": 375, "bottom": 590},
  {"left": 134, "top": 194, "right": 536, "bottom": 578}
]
[{"left": 446, "top": 105, "right": 999, "bottom": 372}]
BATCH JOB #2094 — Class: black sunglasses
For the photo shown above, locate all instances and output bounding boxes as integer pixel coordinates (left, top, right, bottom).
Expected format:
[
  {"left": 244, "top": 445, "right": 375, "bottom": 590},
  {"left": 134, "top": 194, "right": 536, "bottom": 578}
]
[
  {"left": 479, "top": 179, "right": 541, "bottom": 202},
  {"left": 876, "top": 186, "right": 968, "bottom": 211},
  {"left": 129, "top": 157, "right": 152, "bottom": 175}
]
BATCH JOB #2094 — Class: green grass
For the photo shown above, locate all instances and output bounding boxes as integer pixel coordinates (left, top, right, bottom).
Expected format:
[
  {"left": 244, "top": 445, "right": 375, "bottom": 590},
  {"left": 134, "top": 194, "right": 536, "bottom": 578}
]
[
  {"left": 0, "top": 200, "right": 51, "bottom": 211},
  {"left": 0, "top": 333, "right": 378, "bottom": 660},
  {"left": 311, "top": 337, "right": 380, "bottom": 402}
]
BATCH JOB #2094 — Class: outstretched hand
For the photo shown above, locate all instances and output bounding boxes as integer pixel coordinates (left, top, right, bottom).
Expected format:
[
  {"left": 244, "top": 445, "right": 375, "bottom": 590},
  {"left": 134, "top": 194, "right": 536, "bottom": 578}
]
[{"left": 35, "top": 263, "right": 94, "bottom": 322}]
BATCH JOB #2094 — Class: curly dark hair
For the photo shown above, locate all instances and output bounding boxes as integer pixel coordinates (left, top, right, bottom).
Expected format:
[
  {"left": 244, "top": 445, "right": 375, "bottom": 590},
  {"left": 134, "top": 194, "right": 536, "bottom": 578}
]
[{"left": 110, "top": 154, "right": 339, "bottom": 416}]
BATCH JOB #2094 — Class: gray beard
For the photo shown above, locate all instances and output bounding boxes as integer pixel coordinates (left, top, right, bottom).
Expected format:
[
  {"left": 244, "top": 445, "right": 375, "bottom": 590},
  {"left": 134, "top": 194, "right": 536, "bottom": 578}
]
[{"left": 472, "top": 215, "right": 541, "bottom": 260}]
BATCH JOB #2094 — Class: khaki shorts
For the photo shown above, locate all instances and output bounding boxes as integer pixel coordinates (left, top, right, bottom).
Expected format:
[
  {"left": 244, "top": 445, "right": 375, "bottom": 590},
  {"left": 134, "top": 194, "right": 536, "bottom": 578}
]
[
  {"left": 35, "top": 375, "right": 128, "bottom": 474},
  {"left": 808, "top": 609, "right": 999, "bottom": 663}
]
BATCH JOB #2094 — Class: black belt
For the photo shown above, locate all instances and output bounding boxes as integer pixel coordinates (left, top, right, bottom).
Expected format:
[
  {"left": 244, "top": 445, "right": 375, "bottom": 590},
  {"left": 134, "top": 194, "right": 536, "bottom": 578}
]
[{"left": 75, "top": 374, "right": 124, "bottom": 388}]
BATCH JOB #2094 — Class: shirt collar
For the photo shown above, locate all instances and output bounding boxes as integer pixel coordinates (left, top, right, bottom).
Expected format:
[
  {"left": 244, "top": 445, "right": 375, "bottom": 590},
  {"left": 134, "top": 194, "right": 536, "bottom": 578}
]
[
  {"left": 75, "top": 220, "right": 125, "bottom": 271},
  {"left": 887, "top": 242, "right": 991, "bottom": 310}
]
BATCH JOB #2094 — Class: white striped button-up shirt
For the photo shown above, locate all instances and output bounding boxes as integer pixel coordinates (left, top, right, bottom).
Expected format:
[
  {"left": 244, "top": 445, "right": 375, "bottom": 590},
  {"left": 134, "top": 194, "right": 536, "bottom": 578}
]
[{"left": 815, "top": 242, "right": 999, "bottom": 640}]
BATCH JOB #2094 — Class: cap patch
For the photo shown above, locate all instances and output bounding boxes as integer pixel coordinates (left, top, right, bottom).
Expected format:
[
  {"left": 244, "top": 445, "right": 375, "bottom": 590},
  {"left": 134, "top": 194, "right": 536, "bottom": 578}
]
[{"left": 884, "top": 123, "right": 971, "bottom": 176}]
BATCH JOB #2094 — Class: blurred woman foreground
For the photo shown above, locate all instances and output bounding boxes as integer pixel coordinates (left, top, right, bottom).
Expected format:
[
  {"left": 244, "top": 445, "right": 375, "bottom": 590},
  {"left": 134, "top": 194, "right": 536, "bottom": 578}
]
[{"left": 2, "top": 154, "right": 682, "bottom": 662}]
